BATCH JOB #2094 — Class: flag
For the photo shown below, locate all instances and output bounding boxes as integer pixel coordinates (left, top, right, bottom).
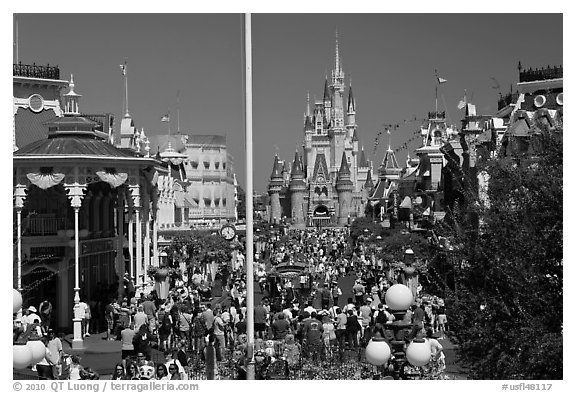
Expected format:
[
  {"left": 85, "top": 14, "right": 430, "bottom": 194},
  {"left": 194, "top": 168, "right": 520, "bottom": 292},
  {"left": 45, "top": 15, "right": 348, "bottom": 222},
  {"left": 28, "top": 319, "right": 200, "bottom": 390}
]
[
  {"left": 161, "top": 113, "right": 170, "bottom": 122},
  {"left": 437, "top": 76, "right": 448, "bottom": 84},
  {"left": 120, "top": 62, "right": 126, "bottom": 76},
  {"left": 457, "top": 99, "right": 466, "bottom": 110}
]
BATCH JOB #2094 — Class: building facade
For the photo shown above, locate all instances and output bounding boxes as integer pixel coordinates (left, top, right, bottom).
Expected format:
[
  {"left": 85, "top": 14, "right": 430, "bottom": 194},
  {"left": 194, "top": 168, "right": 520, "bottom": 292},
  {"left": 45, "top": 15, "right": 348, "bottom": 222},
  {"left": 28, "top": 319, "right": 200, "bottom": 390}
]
[{"left": 268, "top": 37, "right": 375, "bottom": 227}]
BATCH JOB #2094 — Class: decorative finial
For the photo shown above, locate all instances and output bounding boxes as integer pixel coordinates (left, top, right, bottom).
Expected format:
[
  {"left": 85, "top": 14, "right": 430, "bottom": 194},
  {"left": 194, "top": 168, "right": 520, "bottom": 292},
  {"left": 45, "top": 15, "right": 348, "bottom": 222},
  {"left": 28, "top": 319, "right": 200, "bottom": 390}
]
[{"left": 306, "top": 91, "right": 311, "bottom": 117}]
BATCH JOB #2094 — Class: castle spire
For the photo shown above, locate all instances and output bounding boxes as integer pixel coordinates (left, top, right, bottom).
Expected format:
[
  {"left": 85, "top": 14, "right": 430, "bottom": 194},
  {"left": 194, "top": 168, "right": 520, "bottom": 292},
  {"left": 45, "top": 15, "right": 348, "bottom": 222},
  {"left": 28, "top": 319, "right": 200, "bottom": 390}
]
[
  {"left": 323, "top": 78, "right": 330, "bottom": 102},
  {"left": 347, "top": 84, "right": 355, "bottom": 112},
  {"left": 306, "top": 91, "right": 311, "bottom": 117},
  {"left": 335, "top": 29, "right": 340, "bottom": 76}
]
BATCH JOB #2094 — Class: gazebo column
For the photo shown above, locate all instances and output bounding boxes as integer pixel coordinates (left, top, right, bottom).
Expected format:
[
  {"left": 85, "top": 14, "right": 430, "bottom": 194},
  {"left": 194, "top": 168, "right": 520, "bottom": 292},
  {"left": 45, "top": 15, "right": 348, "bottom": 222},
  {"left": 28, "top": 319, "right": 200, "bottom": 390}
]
[
  {"left": 14, "top": 183, "right": 27, "bottom": 291},
  {"left": 144, "top": 208, "right": 151, "bottom": 284},
  {"left": 128, "top": 207, "right": 134, "bottom": 280},
  {"left": 142, "top": 186, "right": 151, "bottom": 288},
  {"left": 65, "top": 181, "right": 86, "bottom": 350},
  {"left": 152, "top": 189, "right": 159, "bottom": 267},
  {"left": 116, "top": 189, "right": 126, "bottom": 301},
  {"left": 130, "top": 184, "right": 143, "bottom": 292}
]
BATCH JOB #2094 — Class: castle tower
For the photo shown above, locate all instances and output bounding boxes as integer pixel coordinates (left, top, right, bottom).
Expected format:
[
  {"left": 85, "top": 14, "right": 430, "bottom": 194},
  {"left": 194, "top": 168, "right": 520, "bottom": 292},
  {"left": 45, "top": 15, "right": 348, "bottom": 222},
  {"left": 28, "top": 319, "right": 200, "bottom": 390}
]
[
  {"left": 268, "top": 155, "right": 284, "bottom": 223},
  {"left": 379, "top": 139, "right": 402, "bottom": 182},
  {"left": 346, "top": 83, "right": 356, "bottom": 139},
  {"left": 289, "top": 151, "right": 306, "bottom": 227},
  {"left": 336, "top": 152, "right": 354, "bottom": 224},
  {"left": 363, "top": 169, "right": 375, "bottom": 197}
]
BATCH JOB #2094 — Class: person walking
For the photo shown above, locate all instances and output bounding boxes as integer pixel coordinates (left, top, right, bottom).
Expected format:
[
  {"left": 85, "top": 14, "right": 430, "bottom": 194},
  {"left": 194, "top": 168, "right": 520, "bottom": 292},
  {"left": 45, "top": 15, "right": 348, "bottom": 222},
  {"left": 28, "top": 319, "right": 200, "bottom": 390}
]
[{"left": 345, "top": 309, "right": 360, "bottom": 351}]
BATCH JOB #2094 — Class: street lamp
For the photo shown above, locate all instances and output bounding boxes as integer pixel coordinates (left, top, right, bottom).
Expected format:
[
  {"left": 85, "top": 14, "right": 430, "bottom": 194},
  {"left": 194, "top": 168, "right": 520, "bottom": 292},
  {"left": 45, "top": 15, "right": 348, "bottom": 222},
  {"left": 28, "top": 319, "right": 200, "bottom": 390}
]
[{"left": 365, "top": 283, "right": 431, "bottom": 379}]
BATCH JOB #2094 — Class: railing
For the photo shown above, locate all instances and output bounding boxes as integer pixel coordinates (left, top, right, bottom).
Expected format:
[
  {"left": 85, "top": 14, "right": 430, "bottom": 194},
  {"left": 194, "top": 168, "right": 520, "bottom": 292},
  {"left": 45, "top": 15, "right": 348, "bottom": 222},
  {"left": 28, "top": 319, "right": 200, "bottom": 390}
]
[
  {"left": 24, "top": 216, "right": 67, "bottom": 236},
  {"left": 13, "top": 62, "right": 61, "bottom": 80},
  {"left": 519, "top": 65, "right": 562, "bottom": 83}
]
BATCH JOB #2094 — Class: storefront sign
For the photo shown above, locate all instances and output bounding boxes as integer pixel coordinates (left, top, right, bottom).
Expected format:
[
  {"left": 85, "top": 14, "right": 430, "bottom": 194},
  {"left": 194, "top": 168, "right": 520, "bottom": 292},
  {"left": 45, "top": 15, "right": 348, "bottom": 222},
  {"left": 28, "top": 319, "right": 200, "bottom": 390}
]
[{"left": 81, "top": 239, "right": 114, "bottom": 256}]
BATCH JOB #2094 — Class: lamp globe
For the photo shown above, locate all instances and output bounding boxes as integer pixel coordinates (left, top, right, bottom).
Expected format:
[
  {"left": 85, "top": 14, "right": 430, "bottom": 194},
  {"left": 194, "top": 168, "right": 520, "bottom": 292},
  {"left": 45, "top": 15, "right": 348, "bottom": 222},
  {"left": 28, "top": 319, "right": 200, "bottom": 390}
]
[
  {"left": 406, "top": 339, "right": 431, "bottom": 367},
  {"left": 385, "top": 284, "right": 413, "bottom": 311},
  {"left": 365, "top": 337, "right": 391, "bottom": 366}
]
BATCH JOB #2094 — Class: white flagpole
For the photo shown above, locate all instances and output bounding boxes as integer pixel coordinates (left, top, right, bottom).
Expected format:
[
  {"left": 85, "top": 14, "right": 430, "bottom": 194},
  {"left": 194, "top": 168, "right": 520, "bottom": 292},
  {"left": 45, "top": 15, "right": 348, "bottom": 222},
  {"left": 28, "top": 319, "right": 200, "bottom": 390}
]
[
  {"left": 177, "top": 90, "right": 180, "bottom": 133},
  {"left": 244, "top": 12, "right": 256, "bottom": 380}
]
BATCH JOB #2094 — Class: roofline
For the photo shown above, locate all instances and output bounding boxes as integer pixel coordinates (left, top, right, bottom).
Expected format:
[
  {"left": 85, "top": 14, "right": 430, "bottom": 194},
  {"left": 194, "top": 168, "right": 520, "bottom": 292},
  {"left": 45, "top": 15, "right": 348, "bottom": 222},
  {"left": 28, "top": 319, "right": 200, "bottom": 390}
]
[
  {"left": 13, "top": 155, "right": 161, "bottom": 164},
  {"left": 13, "top": 76, "right": 69, "bottom": 87}
]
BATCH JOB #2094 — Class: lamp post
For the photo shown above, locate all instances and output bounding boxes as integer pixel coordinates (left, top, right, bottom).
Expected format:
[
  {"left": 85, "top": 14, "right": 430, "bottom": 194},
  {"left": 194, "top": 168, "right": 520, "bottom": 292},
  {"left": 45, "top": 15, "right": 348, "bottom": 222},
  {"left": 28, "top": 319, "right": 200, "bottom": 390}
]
[{"left": 365, "top": 283, "right": 431, "bottom": 379}]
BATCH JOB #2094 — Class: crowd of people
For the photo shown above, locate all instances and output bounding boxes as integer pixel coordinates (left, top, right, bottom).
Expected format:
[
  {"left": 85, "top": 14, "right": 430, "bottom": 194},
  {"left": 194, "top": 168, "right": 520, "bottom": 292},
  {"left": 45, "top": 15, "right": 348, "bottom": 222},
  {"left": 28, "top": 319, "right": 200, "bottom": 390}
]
[{"left": 15, "top": 225, "right": 449, "bottom": 380}]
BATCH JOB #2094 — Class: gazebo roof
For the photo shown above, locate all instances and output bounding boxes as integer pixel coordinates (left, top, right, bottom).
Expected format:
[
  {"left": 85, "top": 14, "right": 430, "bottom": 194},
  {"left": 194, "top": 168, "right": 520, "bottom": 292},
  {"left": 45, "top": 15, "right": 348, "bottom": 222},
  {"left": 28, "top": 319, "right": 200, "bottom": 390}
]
[{"left": 14, "top": 136, "right": 137, "bottom": 159}]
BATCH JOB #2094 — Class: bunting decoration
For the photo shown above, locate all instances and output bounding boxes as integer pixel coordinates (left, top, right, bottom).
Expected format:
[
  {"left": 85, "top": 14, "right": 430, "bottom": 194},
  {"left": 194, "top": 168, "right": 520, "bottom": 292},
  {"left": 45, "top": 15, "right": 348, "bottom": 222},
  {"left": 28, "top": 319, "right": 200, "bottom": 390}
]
[{"left": 372, "top": 116, "right": 426, "bottom": 158}]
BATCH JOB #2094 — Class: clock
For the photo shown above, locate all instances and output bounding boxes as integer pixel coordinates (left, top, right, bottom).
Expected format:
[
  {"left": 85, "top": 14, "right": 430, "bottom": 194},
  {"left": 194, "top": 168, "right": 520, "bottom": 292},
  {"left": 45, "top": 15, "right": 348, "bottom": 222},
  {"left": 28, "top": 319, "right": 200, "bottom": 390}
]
[
  {"left": 317, "top": 176, "right": 325, "bottom": 183},
  {"left": 220, "top": 224, "right": 237, "bottom": 241}
]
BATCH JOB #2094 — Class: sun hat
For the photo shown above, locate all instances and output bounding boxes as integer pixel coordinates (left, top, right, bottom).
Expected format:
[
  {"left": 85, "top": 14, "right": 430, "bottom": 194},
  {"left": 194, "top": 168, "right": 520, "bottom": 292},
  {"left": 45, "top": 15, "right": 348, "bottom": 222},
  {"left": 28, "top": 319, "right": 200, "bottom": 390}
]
[{"left": 28, "top": 306, "right": 37, "bottom": 313}]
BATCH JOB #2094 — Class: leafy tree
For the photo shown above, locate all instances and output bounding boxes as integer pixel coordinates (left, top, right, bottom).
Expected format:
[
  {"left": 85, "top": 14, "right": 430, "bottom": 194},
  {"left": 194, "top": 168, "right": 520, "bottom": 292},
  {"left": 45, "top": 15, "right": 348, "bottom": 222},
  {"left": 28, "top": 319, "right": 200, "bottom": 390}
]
[{"left": 447, "top": 127, "right": 562, "bottom": 379}]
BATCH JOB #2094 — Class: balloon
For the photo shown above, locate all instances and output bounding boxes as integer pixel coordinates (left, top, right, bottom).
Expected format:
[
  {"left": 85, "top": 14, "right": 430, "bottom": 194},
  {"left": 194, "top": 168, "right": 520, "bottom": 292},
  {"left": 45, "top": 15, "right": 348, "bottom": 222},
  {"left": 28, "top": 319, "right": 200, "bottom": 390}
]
[
  {"left": 13, "top": 289, "right": 22, "bottom": 314},
  {"left": 13, "top": 344, "right": 32, "bottom": 369},
  {"left": 27, "top": 340, "right": 46, "bottom": 364}
]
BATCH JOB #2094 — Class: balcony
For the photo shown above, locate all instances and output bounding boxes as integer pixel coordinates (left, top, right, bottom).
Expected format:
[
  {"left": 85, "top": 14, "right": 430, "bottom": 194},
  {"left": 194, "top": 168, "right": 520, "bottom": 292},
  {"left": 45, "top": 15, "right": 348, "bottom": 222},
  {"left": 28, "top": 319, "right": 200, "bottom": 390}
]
[
  {"left": 13, "top": 62, "right": 61, "bottom": 80},
  {"left": 24, "top": 215, "right": 67, "bottom": 236}
]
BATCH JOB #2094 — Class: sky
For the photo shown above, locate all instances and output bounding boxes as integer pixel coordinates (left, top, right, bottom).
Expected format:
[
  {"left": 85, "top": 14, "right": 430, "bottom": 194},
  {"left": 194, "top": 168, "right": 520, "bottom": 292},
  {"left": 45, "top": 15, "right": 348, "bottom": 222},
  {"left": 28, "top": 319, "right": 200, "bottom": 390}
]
[{"left": 11, "top": 12, "right": 563, "bottom": 193}]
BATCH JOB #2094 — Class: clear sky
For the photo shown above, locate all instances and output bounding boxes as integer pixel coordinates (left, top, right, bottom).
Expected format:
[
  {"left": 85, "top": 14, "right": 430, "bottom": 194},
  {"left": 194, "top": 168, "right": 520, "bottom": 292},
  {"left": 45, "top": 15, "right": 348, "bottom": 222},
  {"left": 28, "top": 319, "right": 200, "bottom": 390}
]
[{"left": 12, "top": 12, "right": 562, "bottom": 192}]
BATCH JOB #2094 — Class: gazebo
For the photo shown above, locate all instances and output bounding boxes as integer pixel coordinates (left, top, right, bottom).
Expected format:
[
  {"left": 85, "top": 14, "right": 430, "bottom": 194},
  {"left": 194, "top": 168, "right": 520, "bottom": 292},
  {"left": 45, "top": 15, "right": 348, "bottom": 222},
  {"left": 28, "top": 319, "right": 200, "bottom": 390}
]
[{"left": 13, "top": 76, "right": 164, "bottom": 348}]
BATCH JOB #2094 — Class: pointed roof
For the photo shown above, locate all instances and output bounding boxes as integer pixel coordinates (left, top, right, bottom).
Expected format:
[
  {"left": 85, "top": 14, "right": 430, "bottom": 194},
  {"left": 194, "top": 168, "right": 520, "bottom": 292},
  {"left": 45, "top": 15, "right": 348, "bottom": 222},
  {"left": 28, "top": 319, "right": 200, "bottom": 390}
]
[
  {"left": 347, "top": 85, "right": 355, "bottom": 112},
  {"left": 323, "top": 78, "right": 330, "bottom": 102},
  {"left": 338, "top": 152, "right": 351, "bottom": 175},
  {"left": 358, "top": 148, "right": 368, "bottom": 167},
  {"left": 290, "top": 151, "right": 305, "bottom": 177},
  {"left": 352, "top": 129, "right": 359, "bottom": 142},
  {"left": 363, "top": 170, "right": 374, "bottom": 191},
  {"left": 336, "top": 152, "right": 353, "bottom": 190},
  {"left": 380, "top": 146, "right": 400, "bottom": 170},
  {"left": 270, "top": 155, "right": 283, "bottom": 179},
  {"left": 311, "top": 152, "right": 330, "bottom": 182}
]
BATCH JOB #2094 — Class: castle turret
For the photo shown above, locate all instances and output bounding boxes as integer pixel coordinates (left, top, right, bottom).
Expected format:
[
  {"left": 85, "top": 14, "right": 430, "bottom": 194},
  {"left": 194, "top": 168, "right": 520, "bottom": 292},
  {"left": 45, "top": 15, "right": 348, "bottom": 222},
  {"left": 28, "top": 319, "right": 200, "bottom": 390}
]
[
  {"left": 323, "top": 78, "right": 331, "bottom": 124},
  {"left": 268, "top": 155, "right": 284, "bottom": 223},
  {"left": 289, "top": 151, "right": 306, "bottom": 227},
  {"left": 346, "top": 84, "right": 356, "bottom": 138},
  {"left": 336, "top": 152, "right": 354, "bottom": 224},
  {"left": 363, "top": 169, "right": 374, "bottom": 197}
]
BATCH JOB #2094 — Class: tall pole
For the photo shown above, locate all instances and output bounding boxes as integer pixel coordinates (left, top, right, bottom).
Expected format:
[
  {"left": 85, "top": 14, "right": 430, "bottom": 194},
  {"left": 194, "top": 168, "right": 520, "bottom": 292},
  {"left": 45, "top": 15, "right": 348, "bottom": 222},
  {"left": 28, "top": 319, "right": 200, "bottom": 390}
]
[
  {"left": 435, "top": 85, "right": 438, "bottom": 114},
  {"left": 14, "top": 15, "right": 18, "bottom": 63},
  {"left": 177, "top": 90, "right": 180, "bottom": 134},
  {"left": 72, "top": 207, "right": 83, "bottom": 349},
  {"left": 16, "top": 208, "right": 22, "bottom": 290},
  {"left": 124, "top": 59, "right": 129, "bottom": 116},
  {"left": 244, "top": 12, "right": 256, "bottom": 380}
]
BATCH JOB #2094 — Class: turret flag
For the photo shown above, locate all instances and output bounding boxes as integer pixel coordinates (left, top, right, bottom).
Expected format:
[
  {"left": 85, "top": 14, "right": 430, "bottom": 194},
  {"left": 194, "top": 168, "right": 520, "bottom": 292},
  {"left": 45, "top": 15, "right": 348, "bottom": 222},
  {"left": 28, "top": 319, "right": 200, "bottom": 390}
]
[
  {"left": 437, "top": 76, "right": 447, "bottom": 84},
  {"left": 161, "top": 113, "right": 170, "bottom": 122}
]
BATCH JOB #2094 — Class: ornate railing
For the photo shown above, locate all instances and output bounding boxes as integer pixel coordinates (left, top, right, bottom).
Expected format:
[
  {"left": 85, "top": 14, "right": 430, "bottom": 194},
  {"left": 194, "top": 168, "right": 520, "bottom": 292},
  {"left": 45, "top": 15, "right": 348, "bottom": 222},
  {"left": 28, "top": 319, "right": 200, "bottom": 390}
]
[
  {"left": 519, "top": 65, "right": 562, "bottom": 83},
  {"left": 24, "top": 216, "right": 67, "bottom": 236},
  {"left": 13, "top": 62, "right": 61, "bottom": 80}
]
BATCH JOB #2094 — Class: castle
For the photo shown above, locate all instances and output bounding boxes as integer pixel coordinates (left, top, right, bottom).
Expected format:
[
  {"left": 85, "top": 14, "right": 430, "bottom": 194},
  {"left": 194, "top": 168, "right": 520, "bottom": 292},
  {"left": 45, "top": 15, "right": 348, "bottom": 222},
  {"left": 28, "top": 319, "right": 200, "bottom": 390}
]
[{"left": 268, "top": 36, "right": 375, "bottom": 228}]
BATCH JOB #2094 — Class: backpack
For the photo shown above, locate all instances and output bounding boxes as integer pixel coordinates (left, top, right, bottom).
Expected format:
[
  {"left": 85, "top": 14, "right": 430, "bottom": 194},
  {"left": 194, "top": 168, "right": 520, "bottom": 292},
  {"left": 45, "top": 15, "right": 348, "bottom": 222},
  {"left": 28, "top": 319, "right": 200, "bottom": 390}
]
[{"left": 375, "top": 309, "right": 388, "bottom": 325}]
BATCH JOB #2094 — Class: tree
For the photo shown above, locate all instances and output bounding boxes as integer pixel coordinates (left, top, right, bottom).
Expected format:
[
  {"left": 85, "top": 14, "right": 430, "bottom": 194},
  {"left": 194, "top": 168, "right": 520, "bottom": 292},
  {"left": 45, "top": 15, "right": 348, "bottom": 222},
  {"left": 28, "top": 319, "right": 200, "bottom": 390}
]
[{"left": 447, "top": 127, "right": 562, "bottom": 379}]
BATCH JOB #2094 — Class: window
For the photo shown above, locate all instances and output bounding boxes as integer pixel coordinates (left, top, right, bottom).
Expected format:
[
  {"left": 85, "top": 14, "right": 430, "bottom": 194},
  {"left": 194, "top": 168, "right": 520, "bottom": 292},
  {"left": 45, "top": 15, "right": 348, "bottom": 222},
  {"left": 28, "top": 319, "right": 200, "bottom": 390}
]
[{"left": 203, "top": 161, "right": 210, "bottom": 169}]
